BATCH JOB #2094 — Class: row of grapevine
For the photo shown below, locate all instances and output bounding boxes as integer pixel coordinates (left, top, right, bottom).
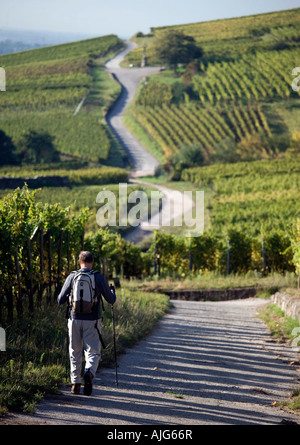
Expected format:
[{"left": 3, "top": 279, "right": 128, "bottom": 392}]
[
  {"left": 0, "top": 109, "right": 112, "bottom": 162},
  {"left": 1, "top": 180, "right": 299, "bottom": 323},
  {"left": 129, "top": 101, "right": 272, "bottom": 161},
  {"left": 0, "top": 35, "right": 124, "bottom": 163},
  {"left": 192, "top": 48, "right": 300, "bottom": 105},
  {"left": 0, "top": 186, "right": 145, "bottom": 321},
  {"left": 182, "top": 157, "right": 300, "bottom": 237},
  {"left": 150, "top": 229, "right": 294, "bottom": 276}
]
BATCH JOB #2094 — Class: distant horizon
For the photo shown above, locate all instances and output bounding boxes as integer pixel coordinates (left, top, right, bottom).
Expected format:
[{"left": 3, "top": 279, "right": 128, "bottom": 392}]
[{"left": 0, "top": 27, "right": 96, "bottom": 45}]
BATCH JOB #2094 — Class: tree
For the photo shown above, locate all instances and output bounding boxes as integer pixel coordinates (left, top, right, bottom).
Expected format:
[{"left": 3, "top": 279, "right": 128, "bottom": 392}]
[
  {"left": 0, "top": 130, "right": 18, "bottom": 165},
  {"left": 18, "top": 131, "right": 60, "bottom": 164},
  {"left": 168, "top": 144, "right": 205, "bottom": 180},
  {"left": 153, "top": 30, "right": 203, "bottom": 73}
]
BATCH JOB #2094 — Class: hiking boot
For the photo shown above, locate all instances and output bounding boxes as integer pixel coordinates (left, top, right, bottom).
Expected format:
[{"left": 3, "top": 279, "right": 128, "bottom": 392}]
[
  {"left": 83, "top": 370, "right": 93, "bottom": 396},
  {"left": 71, "top": 383, "right": 81, "bottom": 394}
]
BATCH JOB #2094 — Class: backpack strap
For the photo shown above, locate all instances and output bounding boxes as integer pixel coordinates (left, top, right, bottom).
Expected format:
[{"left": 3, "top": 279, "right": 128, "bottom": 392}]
[{"left": 65, "top": 271, "right": 77, "bottom": 319}]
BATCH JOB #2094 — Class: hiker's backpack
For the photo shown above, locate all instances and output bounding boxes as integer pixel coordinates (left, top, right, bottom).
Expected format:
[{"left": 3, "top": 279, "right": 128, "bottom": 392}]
[{"left": 69, "top": 270, "right": 97, "bottom": 314}]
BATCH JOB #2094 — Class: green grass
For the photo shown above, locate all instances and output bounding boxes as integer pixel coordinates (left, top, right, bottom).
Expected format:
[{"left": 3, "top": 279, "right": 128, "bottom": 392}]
[
  {"left": 258, "top": 302, "right": 300, "bottom": 412},
  {"left": 121, "top": 270, "right": 298, "bottom": 293},
  {"left": 258, "top": 303, "right": 300, "bottom": 341},
  {"left": 0, "top": 288, "right": 170, "bottom": 415}
]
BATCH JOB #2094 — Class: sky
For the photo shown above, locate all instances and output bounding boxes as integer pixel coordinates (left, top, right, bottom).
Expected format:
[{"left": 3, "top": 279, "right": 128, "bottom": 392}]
[{"left": 0, "top": 0, "right": 299, "bottom": 40}]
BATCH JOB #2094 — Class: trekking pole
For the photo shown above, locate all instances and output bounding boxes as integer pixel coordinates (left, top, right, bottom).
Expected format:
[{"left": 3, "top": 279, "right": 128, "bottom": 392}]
[{"left": 110, "top": 284, "right": 118, "bottom": 387}]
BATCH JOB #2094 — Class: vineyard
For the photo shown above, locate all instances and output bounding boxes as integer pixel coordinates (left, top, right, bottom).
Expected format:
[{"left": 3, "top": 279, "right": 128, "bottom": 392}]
[
  {"left": 126, "top": 8, "right": 300, "bottom": 65},
  {"left": 123, "top": 8, "right": 300, "bottom": 166},
  {"left": 0, "top": 165, "right": 129, "bottom": 186},
  {"left": 192, "top": 48, "right": 300, "bottom": 105},
  {"left": 2, "top": 7, "right": 300, "bottom": 418},
  {"left": 0, "top": 186, "right": 148, "bottom": 321},
  {"left": 0, "top": 34, "right": 125, "bottom": 164},
  {"left": 127, "top": 101, "right": 273, "bottom": 162},
  {"left": 1, "top": 182, "right": 299, "bottom": 324},
  {"left": 0, "top": 189, "right": 172, "bottom": 415},
  {"left": 182, "top": 157, "right": 300, "bottom": 237}
]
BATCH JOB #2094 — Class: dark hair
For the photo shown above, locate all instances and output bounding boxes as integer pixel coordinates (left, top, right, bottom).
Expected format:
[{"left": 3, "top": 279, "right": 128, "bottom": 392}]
[{"left": 79, "top": 251, "right": 94, "bottom": 264}]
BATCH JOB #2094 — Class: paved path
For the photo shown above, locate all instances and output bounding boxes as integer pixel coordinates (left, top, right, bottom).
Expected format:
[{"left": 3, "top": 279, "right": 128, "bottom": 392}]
[
  {"left": 104, "top": 43, "right": 197, "bottom": 244},
  {"left": 105, "top": 41, "right": 161, "bottom": 177},
  {"left": 6, "top": 298, "right": 299, "bottom": 425}
]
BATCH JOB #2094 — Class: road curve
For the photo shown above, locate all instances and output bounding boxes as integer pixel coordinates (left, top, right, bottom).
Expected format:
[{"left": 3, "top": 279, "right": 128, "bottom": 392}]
[
  {"left": 105, "top": 41, "right": 161, "bottom": 177},
  {"left": 105, "top": 42, "right": 196, "bottom": 244}
]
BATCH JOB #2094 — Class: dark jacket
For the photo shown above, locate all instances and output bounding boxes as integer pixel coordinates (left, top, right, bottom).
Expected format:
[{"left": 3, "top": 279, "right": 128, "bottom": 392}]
[{"left": 57, "top": 267, "right": 116, "bottom": 320}]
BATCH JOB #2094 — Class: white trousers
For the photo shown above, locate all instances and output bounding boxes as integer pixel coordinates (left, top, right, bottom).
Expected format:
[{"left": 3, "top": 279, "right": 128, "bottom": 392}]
[{"left": 68, "top": 318, "right": 102, "bottom": 384}]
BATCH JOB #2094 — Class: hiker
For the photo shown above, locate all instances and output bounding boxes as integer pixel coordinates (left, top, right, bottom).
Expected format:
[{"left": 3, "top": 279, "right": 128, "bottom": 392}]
[{"left": 57, "top": 250, "right": 116, "bottom": 395}]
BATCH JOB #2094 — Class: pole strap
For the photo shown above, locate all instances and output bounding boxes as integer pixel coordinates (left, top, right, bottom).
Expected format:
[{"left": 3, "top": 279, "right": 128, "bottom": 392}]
[{"left": 95, "top": 321, "right": 106, "bottom": 349}]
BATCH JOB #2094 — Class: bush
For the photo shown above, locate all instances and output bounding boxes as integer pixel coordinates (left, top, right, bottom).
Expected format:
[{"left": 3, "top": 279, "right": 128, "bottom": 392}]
[{"left": 264, "top": 231, "right": 293, "bottom": 273}]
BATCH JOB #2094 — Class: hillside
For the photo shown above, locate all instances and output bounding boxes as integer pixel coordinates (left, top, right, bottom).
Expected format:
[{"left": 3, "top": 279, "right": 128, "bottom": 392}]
[
  {"left": 0, "top": 34, "right": 127, "bottom": 165},
  {"left": 127, "top": 8, "right": 300, "bottom": 65},
  {"left": 124, "top": 8, "right": 300, "bottom": 168}
]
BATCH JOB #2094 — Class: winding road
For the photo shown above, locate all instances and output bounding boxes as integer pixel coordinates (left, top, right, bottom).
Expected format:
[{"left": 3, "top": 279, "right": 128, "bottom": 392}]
[
  {"left": 105, "top": 42, "right": 195, "bottom": 244},
  {"left": 105, "top": 41, "right": 161, "bottom": 177}
]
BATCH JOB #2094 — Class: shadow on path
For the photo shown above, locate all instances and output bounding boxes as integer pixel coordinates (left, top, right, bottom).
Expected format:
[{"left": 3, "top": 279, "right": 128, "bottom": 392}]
[{"left": 28, "top": 299, "right": 300, "bottom": 425}]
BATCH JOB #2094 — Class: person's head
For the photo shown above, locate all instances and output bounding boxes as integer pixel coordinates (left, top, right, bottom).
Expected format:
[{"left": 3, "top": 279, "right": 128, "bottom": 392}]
[{"left": 79, "top": 251, "right": 94, "bottom": 268}]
